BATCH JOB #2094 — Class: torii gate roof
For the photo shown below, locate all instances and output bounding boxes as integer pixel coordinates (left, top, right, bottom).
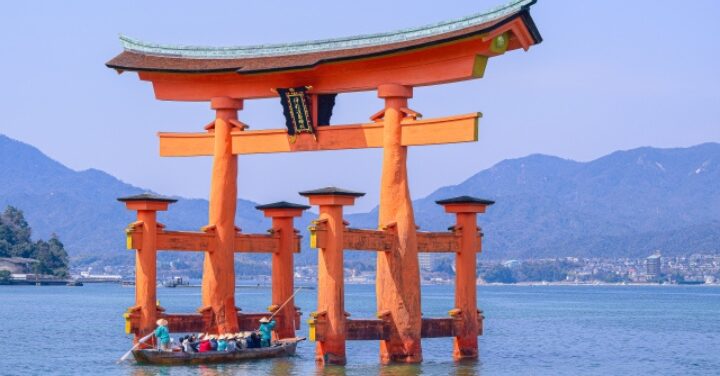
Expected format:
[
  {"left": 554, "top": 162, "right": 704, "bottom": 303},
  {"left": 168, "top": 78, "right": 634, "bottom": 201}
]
[{"left": 107, "top": 0, "right": 540, "bottom": 75}]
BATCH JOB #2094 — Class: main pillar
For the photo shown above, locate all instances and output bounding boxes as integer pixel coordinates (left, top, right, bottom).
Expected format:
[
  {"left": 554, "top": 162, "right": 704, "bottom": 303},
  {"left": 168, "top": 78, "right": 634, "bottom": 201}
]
[
  {"left": 376, "top": 84, "right": 422, "bottom": 363},
  {"left": 437, "top": 196, "right": 494, "bottom": 360},
  {"left": 202, "top": 97, "right": 244, "bottom": 333},
  {"left": 256, "top": 201, "right": 309, "bottom": 339},
  {"left": 118, "top": 193, "right": 176, "bottom": 342},
  {"left": 301, "top": 187, "right": 365, "bottom": 365}
]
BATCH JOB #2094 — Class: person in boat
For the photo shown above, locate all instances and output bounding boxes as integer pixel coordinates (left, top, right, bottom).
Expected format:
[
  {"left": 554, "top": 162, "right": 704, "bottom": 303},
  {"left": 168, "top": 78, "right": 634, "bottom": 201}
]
[
  {"left": 226, "top": 334, "right": 237, "bottom": 352},
  {"left": 209, "top": 335, "right": 218, "bottom": 351},
  {"left": 188, "top": 334, "right": 199, "bottom": 352},
  {"left": 181, "top": 335, "right": 196, "bottom": 353},
  {"left": 235, "top": 333, "right": 247, "bottom": 350},
  {"left": 181, "top": 336, "right": 188, "bottom": 352},
  {"left": 246, "top": 332, "right": 261, "bottom": 349},
  {"left": 217, "top": 334, "right": 228, "bottom": 351},
  {"left": 258, "top": 317, "right": 276, "bottom": 348},
  {"left": 198, "top": 334, "right": 211, "bottom": 353},
  {"left": 154, "top": 319, "right": 171, "bottom": 351}
]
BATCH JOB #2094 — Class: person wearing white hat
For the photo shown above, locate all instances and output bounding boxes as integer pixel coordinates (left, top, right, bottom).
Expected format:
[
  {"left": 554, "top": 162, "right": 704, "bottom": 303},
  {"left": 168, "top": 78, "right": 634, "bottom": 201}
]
[
  {"left": 226, "top": 334, "right": 237, "bottom": 352},
  {"left": 154, "top": 318, "right": 171, "bottom": 351},
  {"left": 257, "top": 317, "right": 276, "bottom": 348},
  {"left": 217, "top": 334, "right": 228, "bottom": 351}
]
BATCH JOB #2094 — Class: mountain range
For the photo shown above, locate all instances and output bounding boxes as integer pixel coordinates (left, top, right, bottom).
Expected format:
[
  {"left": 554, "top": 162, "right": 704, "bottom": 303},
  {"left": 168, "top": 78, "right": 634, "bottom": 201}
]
[
  {"left": 349, "top": 143, "right": 720, "bottom": 259},
  {"left": 1, "top": 133, "right": 718, "bottom": 265}
]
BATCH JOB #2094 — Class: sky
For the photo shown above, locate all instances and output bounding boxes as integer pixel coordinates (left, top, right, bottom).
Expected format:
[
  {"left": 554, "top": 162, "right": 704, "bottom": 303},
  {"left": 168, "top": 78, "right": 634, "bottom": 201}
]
[{"left": 0, "top": 1, "right": 718, "bottom": 212}]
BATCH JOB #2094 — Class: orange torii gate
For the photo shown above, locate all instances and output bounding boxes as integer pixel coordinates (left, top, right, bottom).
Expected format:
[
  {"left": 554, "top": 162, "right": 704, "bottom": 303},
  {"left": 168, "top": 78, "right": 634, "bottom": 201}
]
[
  {"left": 107, "top": 0, "right": 541, "bottom": 365},
  {"left": 301, "top": 189, "right": 493, "bottom": 364},
  {"left": 119, "top": 194, "right": 307, "bottom": 341}
]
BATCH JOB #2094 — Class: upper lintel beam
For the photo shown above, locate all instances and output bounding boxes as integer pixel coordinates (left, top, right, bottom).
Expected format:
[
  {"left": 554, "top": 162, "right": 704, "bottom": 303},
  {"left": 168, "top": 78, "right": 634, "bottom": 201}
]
[{"left": 158, "top": 113, "right": 480, "bottom": 157}]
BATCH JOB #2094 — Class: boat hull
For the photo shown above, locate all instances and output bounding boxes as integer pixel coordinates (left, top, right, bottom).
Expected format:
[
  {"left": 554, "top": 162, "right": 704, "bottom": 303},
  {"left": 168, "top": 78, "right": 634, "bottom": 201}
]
[{"left": 132, "top": 338, "right": 303, "bottom": 365}]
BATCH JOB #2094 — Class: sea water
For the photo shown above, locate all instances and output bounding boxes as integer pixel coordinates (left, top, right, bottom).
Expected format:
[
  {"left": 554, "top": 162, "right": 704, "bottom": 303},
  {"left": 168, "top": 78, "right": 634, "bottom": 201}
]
[{"left": 0, "top": 284, "right": 718, "bottom": 375}]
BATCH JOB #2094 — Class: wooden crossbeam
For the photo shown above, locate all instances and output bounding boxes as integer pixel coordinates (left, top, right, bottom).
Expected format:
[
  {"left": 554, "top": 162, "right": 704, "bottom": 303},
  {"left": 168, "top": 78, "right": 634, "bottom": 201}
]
[
  {"left": 420, "top": 315, "right": 483, "bottom": 338},
  {"left": 158, "top": 113, "right": 480, "bottom": 157},
  {"left": 126, "top": 229, "right": 291, "bottom": 253},
  {"left": 343, "top": 228, "right": 396, "bottom": 252},
  {"left": 310, "top": 222, "right": 472, "bottom": 254},
  {"left": 346, "top": 319, "right": 390, "bottom": 341},
  {"left": 235, "top": 233, "right": 282, "bottom": 253},
  {"left": 416, "top": 232, "right": 461, "bottom": 253},
  {"left": 157, "top": 231, "right": 213, "bottom": 251},
  {"left": 420, "top": 318, "right": 458, "bottom": 338},
  {"left": 126, "top": 230, "right": 213, "bottom": 252},
  {"left": 124, "top": 311, "right": 292, "bottom": 336},
  {"left": 309, "top": 222, "right": 397, "bottom": 252},
  {"left": 307, "top": 316, "right": 482, "bottom": 341}
]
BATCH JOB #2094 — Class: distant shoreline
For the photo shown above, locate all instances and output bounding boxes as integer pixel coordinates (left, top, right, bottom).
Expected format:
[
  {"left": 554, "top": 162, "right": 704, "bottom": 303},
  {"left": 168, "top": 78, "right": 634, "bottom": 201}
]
[
  {"left": 476, "top": 282, "right": 720, "bottom": 287},
  {"left": 3, "top": 280, "right": 718, "bottom": 288}
]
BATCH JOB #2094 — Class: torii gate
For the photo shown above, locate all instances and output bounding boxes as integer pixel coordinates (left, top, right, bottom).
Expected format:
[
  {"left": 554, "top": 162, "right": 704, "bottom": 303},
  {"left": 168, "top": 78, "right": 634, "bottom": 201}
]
[
  {"left": 118, "top": 194, "right": 307, "bottom": 341},
  {"left": 108, "top": 0, "right": 541, "bottom": 365}
]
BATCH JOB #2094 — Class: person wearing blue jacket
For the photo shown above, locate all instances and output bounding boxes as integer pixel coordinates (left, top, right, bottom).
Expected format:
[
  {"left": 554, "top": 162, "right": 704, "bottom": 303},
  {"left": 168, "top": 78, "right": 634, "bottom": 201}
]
[
  {"left": 154, "top": 319, "right": 171, "bottom": 351},
  {"left": 258, "top": 317, "right": 276, "bottom": 347}
]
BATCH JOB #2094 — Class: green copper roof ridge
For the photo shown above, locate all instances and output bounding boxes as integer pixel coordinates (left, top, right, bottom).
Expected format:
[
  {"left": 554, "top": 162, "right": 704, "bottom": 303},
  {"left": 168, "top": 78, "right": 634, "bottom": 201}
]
[{"left": 119, "top": 0, "right": 535, "bottom": 59}]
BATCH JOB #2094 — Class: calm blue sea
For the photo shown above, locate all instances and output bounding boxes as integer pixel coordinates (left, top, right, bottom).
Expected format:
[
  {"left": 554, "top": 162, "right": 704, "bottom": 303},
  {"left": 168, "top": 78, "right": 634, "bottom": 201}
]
[{"left": 0, "top": 284, "right": 718, "bottom": 375}]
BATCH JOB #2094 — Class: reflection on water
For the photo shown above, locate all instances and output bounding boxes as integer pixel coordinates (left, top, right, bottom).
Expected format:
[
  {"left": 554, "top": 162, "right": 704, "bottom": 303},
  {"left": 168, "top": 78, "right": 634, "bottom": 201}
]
[
  {"left": 453, "top": 361, "right": 483, "bottom": 376},
  {"left": 312, "top": 362, "right": 481, "bottom": 376},
  {"left": 315, "top": 364, "right": 348, "bottom": 376},
  {"left": 128, "top": 360, "right": 298, "bottom": 376},
  {"left": 126, "top": 360, "right": 482, "bottom": 376},
  {"left": 270, "top": 358, "right": 296, "bottom": 376}
]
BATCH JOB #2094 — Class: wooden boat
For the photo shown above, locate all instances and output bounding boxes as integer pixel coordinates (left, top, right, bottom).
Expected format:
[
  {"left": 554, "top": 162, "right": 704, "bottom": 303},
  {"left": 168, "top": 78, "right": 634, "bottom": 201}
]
[{"left": 132, "top": 337, "right": 305, "bottom": 365}]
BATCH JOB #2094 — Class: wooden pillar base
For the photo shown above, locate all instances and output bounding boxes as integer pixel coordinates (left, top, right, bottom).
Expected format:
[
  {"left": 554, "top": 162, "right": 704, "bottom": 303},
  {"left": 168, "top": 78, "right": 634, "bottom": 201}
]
[
  {"left": 302, "top": 187, "right": 364, "bottom": 366},
  {"left": 436, "top": 196, "right": 494, "bottom": 361},
  {"left": 257, "top": 201, "right": 309, "bottom": 339},
  {"left": 202, "top": 97, "right": 244, "bottom": 334},
  {"left": 118, "top": 194, "right": 176, "bottom": 344},
  {"left": 317, "top": 351, "right": 347, "bottom": 366},
  {"left": 376, "top": 84, "right": 423, "bottom": 364}
]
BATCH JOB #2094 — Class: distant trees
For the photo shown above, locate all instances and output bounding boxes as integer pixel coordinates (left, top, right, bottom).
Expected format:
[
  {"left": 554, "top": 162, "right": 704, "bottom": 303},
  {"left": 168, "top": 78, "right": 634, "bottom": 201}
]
[
  {"left": 515, "top": 261, "right": 569, "bottom": 282},
  {"left": 0, "top": 206, "right": 69, "bottom": 277},
  {"left": 483, "top": 266, "right": 517, "bottom": 283},
  {"left": 481, "top": 260, "right": 573, "bottom": 283},
  {"left": 0, "top": 270, "right": 10, "bottom": 284},
  {"left": 33, "top": 235, "right": 69, "bottom": 277},
  {"left": 0, "top": 206, "right": 33, "bottom": 257},
  {"left": 592, "top": 270, "right": 625, "bottom": 283}
]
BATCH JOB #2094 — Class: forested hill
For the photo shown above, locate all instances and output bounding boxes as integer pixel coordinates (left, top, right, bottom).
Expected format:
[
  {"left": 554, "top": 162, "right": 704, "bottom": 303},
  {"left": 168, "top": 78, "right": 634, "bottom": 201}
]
[
  {"left": 348, "top": 143, "right": 720, "bottom": 259},
  {"left": 1, "top": 133, "right": 719, "bottom": 263},
  {"left": 0, "top": 134, "right": 284, "bottom": 264}
]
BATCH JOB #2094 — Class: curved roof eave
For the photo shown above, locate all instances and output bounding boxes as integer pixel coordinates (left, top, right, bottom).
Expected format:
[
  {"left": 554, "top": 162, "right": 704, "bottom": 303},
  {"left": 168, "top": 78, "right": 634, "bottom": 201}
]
[{"left": 119, "top": 0, "right": 536, "bottom": 59}]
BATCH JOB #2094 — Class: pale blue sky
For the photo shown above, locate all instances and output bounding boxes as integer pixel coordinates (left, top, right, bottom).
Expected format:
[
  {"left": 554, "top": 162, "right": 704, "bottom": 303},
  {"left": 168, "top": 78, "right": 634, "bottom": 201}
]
[{"left": 1, "top": 1, "right": 718, "bottom": 212}]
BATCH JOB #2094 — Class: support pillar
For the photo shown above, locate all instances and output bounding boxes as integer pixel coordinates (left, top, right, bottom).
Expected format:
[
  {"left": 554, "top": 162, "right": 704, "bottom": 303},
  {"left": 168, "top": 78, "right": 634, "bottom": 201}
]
[
  {"left": 301, "top": 187, "right": 365, "bottom": 366},
  {"left": 256, "top": 201, "right": 310, "bottom": 339},
  {"left": 118, "top": 193, "right": 177, "bottom": 342},
  {"left": 376, "top": 83, "right": 422, "bottom": 363},
  {"left": 202, "top": 97, "right": 244, "bottom": 333},
  {"left": 436, "top": 196, "right": 494, "bottom": 360}
]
